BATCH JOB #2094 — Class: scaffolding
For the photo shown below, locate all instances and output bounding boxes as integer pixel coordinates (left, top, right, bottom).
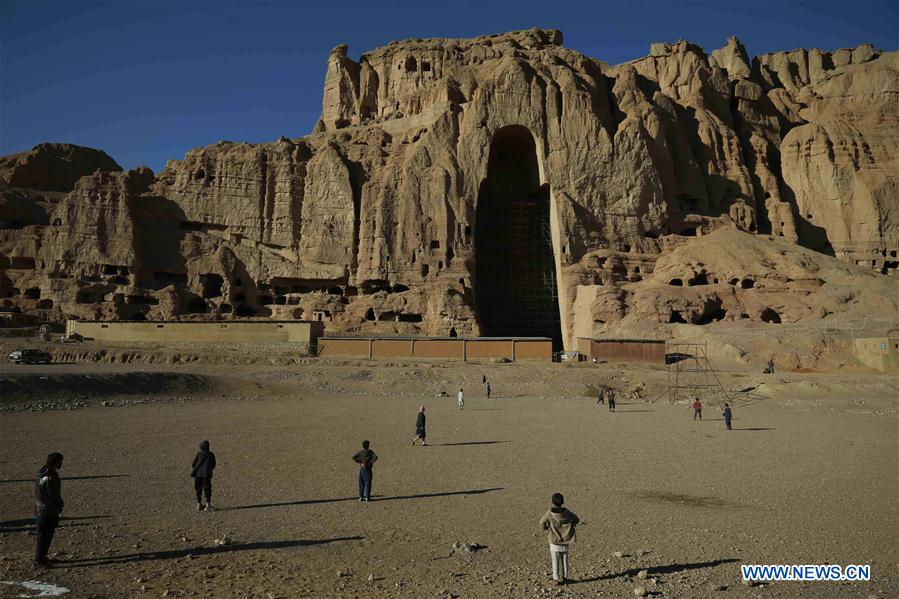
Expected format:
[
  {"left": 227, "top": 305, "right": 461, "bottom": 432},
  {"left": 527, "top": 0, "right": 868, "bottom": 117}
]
[{"left": 666, "top": 342, "right": 732, "bottom": 405}]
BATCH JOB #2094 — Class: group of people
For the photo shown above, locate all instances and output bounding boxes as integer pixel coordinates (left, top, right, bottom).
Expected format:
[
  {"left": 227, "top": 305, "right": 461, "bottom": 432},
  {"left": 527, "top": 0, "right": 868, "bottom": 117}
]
[
  {"left": 31, "top": 377, "right": 734, "bottom": 584},
  {"left": 33, "top": 441, "right": 219, "bottom": 567},
  {"left": 692, "top": 398, "right": 734, "bottom": 429},
  {"left": 595, "top": 387, "right": 617, "bottom": 411}
]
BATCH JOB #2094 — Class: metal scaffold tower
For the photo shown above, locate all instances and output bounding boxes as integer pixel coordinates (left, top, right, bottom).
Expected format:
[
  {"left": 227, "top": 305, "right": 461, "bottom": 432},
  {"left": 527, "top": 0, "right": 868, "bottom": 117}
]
[{"left": 666, "top": 342, "right": 732, "bottom": 405}]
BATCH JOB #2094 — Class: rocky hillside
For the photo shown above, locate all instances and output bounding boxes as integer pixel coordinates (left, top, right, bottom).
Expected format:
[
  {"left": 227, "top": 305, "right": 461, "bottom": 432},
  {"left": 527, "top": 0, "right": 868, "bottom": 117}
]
[{"left": 1, "top": 29, "right": 896, "bottom": 357}]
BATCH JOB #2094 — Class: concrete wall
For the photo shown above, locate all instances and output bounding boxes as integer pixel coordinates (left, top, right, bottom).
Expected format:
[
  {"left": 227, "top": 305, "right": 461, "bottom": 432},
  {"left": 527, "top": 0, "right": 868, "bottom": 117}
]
[
  {"left": 853, "top": 338, "right": 899, "bottom": 373},
  {"left": 67, "top": 320, "right": 324, "bottom": 347},
  {"left": 317, "top": 338, "right": 371, "bottom": 358},
  {"left": 317, "top": 337, "right": 552, "bottom": 361},
  {"left": 466, "top": 340, "right": 514, "bottom": 360},
  {"left": 372, "top": 339, "right": 414, "bottom": 358},
  {"left": 579, "top": 338, "right": 667, "bottom": 364}
]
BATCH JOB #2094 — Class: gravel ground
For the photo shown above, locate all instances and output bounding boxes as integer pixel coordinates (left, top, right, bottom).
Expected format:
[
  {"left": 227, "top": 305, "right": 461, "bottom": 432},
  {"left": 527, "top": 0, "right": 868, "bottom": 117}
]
[{"left": 0, "top": 362, "right": 896, "bottom": 598}]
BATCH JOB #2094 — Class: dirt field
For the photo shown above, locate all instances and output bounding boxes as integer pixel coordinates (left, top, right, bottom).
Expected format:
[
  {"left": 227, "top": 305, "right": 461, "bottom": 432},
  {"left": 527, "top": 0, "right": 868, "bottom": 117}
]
[{"left": 1, "top": 359, "right": 897, "bottom": 598}]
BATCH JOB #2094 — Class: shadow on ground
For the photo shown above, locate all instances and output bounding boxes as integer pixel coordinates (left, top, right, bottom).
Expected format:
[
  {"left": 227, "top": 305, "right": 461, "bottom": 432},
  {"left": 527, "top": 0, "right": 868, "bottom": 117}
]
[
  {"left": 0, "top": 515, "right": 110, "bottom": 534},
  {"left": 572, "top": 558, "right": 740, "bottom": 584},
  {"left": 224, "top": 487, "right": 504, "bottom": 511},
  {"left": 0, "top": 475, "right": 130, "bottom": 485},
  {"left": 436, "top": 441, "right": 508, "bottom": 446},
  {"left": 57, "top": 536, "right": 365, "bottom": 567}
]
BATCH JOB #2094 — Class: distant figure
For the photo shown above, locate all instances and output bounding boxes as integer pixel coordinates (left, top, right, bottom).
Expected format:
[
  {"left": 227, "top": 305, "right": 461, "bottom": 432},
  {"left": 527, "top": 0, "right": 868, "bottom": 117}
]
[
  {"left": 458, "top": 388, "right": 465, "bottom": 410},
  {"left": 608, "top": 389, "right": 616, "bottom": 412},
  {"left": 539, "top": 493, "right": 580, "bottom": 586},
  {"left": 722, "top": 403, "right": 733, "bottom": 430},
  {"left": 34, "top": 452, "right": 64, "bottom": 568},
  {"left": 485, "top": 382, "right": 492, "bottom": 399},
  {"left": 352, "top": 440, "right": 378, "bottom": 502},
  {"left": 764, "top": 359, "right": 775, "bottom": 375},
  {"left": 482, "top": 374, "right": 486, "bottom": 385},
  {"left": 692, "top": 397, "right": 702, "bottom": 420},
  {"left": 412, "top": 406, "right": 427, "bottom": 446},
  {"left": 596, "top": 388, "right": 605, "bottom": 405},
  {"left": 191, "top": 440, "right": 217, "bottom": 511}
]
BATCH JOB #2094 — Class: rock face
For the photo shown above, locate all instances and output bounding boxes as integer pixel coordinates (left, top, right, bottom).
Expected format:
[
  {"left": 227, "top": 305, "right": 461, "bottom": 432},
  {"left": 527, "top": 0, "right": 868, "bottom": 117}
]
[{"left": 1, "top": 30, "right": 897, "bottom": 358}]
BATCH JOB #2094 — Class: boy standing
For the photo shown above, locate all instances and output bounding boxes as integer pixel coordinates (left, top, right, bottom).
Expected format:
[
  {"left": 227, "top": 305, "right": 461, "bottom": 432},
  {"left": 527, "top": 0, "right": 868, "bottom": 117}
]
[
  {"left": 458, "top": 388, "right": 464, "bottom": 410},
  {"left": 352, "top": 440, "right": 378, "bottom": 501},
  {"left": 722, "top": 403, "right": 733, "bottom": 430},
  {"left": 608, "top": 389, "right": 616, "bottom": 412},
  {"left": 412, "top": 407, "right": 427, "bottom": 446},
  {"left": 34, "top": 452, "right": 64, "bottom": 567},
  {"left": 191, "top": 440, "right": 217, "bottom": 511},
  {"left": 692, "top": 397, "right": 702, "bottom": 420},
  {"left": 539, "top": 493, "right": 580, "bottom": 585}
]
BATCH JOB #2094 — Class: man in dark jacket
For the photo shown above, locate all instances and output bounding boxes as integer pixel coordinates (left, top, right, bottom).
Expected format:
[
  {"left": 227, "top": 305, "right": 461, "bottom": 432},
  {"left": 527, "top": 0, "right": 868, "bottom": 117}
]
[
  {"left": 412, "top": 406, "right": 427, "bottom": 446},
  {"left": 352, "top": 440, "right": 378, "bottom": 502},
  {"left": 35, "top": 452, "right": 64, "bottom": 567},
  {"left": 191, "top": 440, "right": 217, "bottom": 511}
]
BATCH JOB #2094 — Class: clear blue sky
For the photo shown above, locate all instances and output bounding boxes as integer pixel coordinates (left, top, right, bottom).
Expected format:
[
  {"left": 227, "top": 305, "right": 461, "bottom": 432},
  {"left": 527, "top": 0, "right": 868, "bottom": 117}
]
[{"left": 2, "top": 1, "right": 896, "bottom": 172}]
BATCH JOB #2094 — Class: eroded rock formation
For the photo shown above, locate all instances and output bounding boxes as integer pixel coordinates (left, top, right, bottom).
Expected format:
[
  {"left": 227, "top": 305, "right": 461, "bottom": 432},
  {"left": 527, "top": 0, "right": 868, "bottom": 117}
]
[{"left": 1, "top": 29, "right": 897, "bottom": 358}]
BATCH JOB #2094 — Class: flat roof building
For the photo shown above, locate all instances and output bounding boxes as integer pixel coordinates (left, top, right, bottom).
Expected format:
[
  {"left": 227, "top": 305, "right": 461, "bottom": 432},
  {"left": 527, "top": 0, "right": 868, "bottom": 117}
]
[
  {"left": 66, "top": 319, "right": 325, "bottom": 352},
  {"left": 577, "top": 337, "right": 667, "bottom": 364},
  {"left": 318, "top": 336, "right": 552, "bottom": 361}
]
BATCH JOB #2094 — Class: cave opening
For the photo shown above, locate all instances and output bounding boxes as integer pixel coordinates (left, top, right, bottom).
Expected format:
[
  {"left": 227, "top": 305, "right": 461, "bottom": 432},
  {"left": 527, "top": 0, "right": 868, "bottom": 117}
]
[{"left": 475, "top": 125, "right": 562, "bottom": 350}]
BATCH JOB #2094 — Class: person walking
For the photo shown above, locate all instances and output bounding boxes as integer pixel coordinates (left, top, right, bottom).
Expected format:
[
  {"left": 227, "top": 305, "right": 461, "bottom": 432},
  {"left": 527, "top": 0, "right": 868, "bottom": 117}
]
[
  {"left": 485, "top": 381, "right": 491, "bottom": 399},
  {"left": 608, "top": 388, "right": 616, "bottom": 412},
  {"left": 539, "top": 493, "right": 580, "bottom": 586},
  {"left": 722, "top": 403, "right": 733, "bottom": 430},
  {"left": 412, "top": 406, "right": 427, "bottom": 446},
  {"left": 352, "top": 440, "right": 378, "bottom": 502},
  {"left": 692, "top": 397, "right": 702, "bottom": 420},
  {"left": 482, "top": 374, "right": 486, "bottom": 385},
  {"left": 34, "top": 452, "right": 64, "bottom": 568},
  {"left": 458, "top": 388, "right": 465, "bottom": 410},
  {"left": 191, "top": 440, "right": 217, "bottom": 511},
  {"left": 596, "top": 388, "right": 605, "bottom": 405}
]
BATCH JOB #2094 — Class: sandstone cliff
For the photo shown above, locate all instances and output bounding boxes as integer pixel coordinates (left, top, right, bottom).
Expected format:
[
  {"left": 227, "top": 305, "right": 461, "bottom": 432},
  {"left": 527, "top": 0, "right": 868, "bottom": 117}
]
[{"left": 1, "top": 29, "right": 896, "bottom": 368}]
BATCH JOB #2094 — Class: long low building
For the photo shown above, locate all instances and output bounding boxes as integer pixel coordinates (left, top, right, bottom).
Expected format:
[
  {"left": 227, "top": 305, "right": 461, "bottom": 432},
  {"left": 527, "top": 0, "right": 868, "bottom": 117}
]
[
  {"left": 318, "top": 336, "right": 553, "bottom": 361},
  {"left": 66, "top": 319, "right": 325, "bottom": 351},
  {"left": 577, "top": 337, "right": 667, "bottom": 364}
]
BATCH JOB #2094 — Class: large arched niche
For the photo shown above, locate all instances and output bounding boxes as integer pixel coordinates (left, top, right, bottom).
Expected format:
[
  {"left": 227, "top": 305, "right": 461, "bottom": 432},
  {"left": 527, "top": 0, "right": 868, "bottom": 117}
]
[{"left": 474, "top": 125, "right": 563, "bottom": 350}]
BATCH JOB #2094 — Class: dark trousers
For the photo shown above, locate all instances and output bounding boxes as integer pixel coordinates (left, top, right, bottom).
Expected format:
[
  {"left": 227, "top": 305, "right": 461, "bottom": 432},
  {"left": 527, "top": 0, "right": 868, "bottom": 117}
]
[
  {"left": 358, "top": 468, "right": 372, "bottom": 499},
  {"left": 694, "top": 409, "right": 702, "bottom": 420},
  {"left": 608, "top": 399, "right": 616, "bottom": 412},
  {"left": 35, "top": 513, "right": 59, "bottom": 562},
  {"left": 725, "top": 419, "right": 732, "bottom": 430},
  {"left": 194, "top": 477, "right": 212, "bottom": 503}
]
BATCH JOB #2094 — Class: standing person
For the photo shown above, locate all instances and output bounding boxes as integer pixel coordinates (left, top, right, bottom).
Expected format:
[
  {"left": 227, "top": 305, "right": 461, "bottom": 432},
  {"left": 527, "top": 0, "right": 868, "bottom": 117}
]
[
  {"left": 34, "top": 452, "right": 64, "bottom": 568},
  {"left": 608, "top": 388, "right": 616, "bottom": 412},
  {"left": 458, "top": 388, "right": 465, "bottom": 410},
  {"left": 596, "top": 388, "right": 605, "bottom": 405},
  {"left": 412, "top": 407, "right": 427, "bottom": 446},
  {"left": 482, "top": 374, "right": 486, "bottom": 385},
  {"left": 539, "top": 493, "right": 580, "bottom": 586},
  {"left": 722, "top": 403, "right": 733, "bottom": 430},
  {"left": 692, "top": 397, "right": 702, "bottom": 420},
  {"left": 191, "top": 440, "right": 217, "bottom": 511},
  {"left": 485, "top": 381, "right": 491, "bottom": 399},
  {"left": 353, "top": 440, "right": 378, "bottom": 501}
]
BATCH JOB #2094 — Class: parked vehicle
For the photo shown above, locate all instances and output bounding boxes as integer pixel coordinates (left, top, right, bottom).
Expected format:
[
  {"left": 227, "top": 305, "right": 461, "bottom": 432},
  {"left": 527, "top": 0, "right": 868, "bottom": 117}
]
[{"left": 7, "top": 349, "right": 52, "bottom": 364}]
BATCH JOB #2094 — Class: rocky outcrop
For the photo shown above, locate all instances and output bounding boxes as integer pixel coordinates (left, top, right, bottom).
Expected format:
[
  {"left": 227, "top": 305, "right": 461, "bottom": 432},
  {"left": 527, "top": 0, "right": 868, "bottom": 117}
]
[
  {"left": 0, "top": 143, "right": 122, "bottom": 192},
  {"left": 1, "top": 30, "right": 896, "bottom": 358}
]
